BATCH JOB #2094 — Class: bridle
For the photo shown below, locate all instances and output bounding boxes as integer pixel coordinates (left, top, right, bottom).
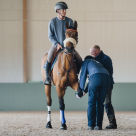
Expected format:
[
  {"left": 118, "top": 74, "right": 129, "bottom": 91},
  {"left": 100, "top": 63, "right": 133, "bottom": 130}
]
[
  {"left": 61, "top": 28, "right": 78, "bottom": 90},
  {"left": 61, "top": 49, "right": 75, "bottom": 90},
  {"left": 65, "top": 29, "right": 78, "bottom": 53},
  {"left": 66, "top": 29, "right": 78, "bottom": 33}
]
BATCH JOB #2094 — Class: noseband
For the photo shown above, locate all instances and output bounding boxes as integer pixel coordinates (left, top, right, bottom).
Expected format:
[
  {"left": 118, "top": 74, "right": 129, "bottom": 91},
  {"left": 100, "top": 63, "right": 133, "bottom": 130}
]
[{"left": 63, "top": 37, "right": 77, "bottom": 53}]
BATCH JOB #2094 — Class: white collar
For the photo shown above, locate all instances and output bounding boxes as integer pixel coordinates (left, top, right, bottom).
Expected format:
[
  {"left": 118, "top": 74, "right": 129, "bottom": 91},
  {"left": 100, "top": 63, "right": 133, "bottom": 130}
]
[{"left": 57, "top": 15, "right": 65, "bottom": 20}]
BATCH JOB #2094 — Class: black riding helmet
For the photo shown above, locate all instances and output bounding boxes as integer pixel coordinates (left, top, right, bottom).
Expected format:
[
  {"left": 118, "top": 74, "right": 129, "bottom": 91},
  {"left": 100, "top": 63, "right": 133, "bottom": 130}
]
[{"left": 55, "top": 2, "right": 68, "bottom": 13}]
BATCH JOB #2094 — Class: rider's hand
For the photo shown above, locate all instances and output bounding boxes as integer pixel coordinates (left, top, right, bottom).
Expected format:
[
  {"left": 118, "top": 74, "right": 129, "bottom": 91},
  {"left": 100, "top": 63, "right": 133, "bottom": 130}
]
[{"left": 57, "top": 44, "right": 62, "bottom": 52}]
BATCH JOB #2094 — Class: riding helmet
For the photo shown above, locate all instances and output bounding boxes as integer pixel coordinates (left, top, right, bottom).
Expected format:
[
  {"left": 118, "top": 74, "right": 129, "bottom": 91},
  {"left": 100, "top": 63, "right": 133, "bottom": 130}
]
[{"left": 55, "top": 2, "right": 68, "bottom": 13}]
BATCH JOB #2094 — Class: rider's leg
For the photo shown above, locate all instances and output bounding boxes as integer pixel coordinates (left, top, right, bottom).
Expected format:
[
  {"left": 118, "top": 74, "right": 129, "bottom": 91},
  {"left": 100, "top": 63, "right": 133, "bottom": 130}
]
[
  {"left": 74, "top": 50, "right": 82, "bottom": 74},
  {"left": 44, "top": 46, "right": 57, "bottom": 85}
]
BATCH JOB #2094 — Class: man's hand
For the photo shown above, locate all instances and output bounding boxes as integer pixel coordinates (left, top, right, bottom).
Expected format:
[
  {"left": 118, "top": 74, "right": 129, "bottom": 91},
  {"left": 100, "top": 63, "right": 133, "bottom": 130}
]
[
  {"left": 57, "top": 44, "right": 62, "bottom": 52},
  {"left": 76, "top": 94, "right": 81, "bottom": 99},
  {"left": 75, "top": 91, "right": 84, "bottom": 99},
  {"left": 83, "top": 92, "right": 86, "bottom": 96},
  {"left": 78, "top": 91, "right": 83, "bottom": 97},
  {"left": 75, "top": 92, "right": 81, "bottom": 99}
]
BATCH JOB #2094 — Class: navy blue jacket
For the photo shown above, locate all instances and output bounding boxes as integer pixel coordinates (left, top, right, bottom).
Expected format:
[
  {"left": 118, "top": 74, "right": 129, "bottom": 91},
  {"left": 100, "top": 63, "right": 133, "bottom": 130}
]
[
  {"left": 95, "top": 51, "right": 114, "bottom": 85},
  {"left": 80, "top": 59, "right": 109, "bottom": 90}
]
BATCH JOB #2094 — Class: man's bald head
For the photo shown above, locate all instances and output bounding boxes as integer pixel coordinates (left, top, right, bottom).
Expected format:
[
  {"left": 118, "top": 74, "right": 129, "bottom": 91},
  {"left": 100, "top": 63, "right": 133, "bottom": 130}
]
[
  {"left": 90, "top": 45, "right": 100, "bottom": 50},
  {"left": 90, "top": 45, "right": 101, "bottom": 58}
]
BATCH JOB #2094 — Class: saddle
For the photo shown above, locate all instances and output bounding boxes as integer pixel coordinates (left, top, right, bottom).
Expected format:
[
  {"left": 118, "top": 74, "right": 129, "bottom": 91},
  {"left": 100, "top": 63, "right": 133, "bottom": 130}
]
[
  {"left": 51, "top": 48, "right": 63, "bottom": 70},
  {"left": 43, "top": 48, "right": 63, "bottom": 70}
]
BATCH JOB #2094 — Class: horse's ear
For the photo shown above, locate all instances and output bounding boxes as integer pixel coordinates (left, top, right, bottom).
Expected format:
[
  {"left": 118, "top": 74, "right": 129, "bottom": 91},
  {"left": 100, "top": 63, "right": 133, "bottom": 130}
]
[
  {"left": 73, "top": 21, "right": 78, "bottom": 30},
  {"left": 66, "top": 21, "right": 69, "bottom": 29}
]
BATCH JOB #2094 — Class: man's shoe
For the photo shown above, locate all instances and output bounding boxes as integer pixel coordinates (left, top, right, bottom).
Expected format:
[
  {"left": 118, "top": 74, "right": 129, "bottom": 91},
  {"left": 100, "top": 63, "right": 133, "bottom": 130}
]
[
  {"left": 94, "top": 126, "right": 102, "bottom": 130},
  {"left": 87, "top": 126, "right": 94, "bottom": 130},
  {"left": 105, "top": 124, "right": 117, "bottom": 129}
]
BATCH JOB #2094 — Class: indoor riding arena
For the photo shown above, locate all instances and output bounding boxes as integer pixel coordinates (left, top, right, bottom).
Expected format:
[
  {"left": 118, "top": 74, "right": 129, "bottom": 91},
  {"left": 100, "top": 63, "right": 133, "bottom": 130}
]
[{"left": 0, "top": 0, "right": 136, "bottom": 136}]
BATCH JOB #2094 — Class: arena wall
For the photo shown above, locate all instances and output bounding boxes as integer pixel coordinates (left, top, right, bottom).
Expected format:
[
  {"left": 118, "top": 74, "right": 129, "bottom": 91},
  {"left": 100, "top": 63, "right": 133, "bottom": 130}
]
[{"left": 0, "top": 83, "right": 136, "bottom": 111}]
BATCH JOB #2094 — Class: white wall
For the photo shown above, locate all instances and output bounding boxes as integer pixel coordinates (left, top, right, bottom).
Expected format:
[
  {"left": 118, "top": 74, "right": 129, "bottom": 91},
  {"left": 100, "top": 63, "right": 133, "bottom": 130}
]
[
  {"left": 27, "top": 0, "right": 136, "bottom": 82},
  {"left": 1, "top": 0, "right": 136, "bottom": 82},
  {"left": 0, "top": 0, "right": 23, "bottom": 82}
]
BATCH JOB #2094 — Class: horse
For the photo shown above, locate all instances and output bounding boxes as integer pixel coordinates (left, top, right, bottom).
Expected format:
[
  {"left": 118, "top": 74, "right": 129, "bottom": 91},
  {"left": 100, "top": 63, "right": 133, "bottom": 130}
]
[{"left": 41, "top": 21, "right": 80, "bottom": 130}]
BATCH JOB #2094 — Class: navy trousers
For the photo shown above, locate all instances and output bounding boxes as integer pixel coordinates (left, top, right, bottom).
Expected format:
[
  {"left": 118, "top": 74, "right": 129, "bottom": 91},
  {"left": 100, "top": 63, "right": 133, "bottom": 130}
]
[
  {"left": 104, "top": 85, "right": 117, "bottom": 125},
  {"left": 87, "top": 73, "right": 110, "bottom": 127}
]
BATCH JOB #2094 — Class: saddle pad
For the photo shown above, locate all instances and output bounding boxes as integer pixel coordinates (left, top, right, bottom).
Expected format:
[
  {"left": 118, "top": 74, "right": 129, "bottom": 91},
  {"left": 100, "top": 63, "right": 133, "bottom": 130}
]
[{"left": 43, "top": 55, "right": 58, "bottom": 70}]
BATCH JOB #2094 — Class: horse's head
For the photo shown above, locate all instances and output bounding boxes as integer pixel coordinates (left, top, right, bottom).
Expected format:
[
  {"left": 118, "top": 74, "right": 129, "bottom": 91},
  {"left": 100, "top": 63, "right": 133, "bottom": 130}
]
[{"left": 64, "top": 21, "right": 78, "bottom": 53}]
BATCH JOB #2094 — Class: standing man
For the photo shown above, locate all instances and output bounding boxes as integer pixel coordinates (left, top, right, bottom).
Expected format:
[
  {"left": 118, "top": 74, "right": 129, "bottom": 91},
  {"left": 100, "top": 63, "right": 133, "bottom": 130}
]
[
  {"left": 90, "top": 45, "right": 117, "bottom": 129},
  {"left": 44, "top": 1, "right": 82, "bottom": 85},
  {"left": 77, "top": 56, "right": 110, "bottom": 130}
]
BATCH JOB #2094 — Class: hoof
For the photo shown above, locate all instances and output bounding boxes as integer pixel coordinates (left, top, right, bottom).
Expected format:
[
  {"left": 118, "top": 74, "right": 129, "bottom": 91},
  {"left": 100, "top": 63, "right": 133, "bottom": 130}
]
[
  {"left": 60, "top": 123, "right": 67, "bottom": 130},
  {"left": 46, "top": 121, "right": 52, "bottom": 129}
]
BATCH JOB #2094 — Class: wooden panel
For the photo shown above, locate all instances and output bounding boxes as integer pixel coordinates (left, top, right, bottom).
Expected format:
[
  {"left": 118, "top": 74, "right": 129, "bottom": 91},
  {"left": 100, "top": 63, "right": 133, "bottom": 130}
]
[
  {"left": 23, "top": 0, "right": 27, "bottom": 82},
  {"left": 0, "top": 0, "right": 23, "bottom": 83}
]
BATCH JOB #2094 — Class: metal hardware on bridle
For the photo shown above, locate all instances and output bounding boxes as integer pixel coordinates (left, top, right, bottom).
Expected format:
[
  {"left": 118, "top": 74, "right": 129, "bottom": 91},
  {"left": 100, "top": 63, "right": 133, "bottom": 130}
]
[{"left": 61, "top": 49, "right": 75, "bottom": 90}]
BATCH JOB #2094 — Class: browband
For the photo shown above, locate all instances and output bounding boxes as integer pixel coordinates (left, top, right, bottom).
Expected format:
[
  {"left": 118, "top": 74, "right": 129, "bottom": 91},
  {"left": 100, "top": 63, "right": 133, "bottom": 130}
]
[{"left": 66, "top": 29, "right": 78, "bottom": 33}]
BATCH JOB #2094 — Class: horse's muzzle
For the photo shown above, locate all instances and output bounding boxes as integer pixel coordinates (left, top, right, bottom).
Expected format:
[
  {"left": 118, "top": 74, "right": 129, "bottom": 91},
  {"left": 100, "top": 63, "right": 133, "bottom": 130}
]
[{"left": 65, "top": 46, "right": 74, "bottom": 53}]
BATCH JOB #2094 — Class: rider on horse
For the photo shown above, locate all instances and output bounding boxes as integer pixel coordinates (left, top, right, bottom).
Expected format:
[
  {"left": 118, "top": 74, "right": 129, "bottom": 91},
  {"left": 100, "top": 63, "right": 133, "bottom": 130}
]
[{"left": 44, "top": 1, "right": 82, "bottom": 85}]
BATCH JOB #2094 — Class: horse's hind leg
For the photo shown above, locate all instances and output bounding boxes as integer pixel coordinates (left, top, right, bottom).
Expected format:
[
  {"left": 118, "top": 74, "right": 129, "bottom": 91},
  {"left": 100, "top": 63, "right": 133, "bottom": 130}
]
[
  {"left": 45, "top": 85, "right": 52, "bottom": 128},
  {"left": 56, "top": 87, "right": 67, "bottom": 130}
]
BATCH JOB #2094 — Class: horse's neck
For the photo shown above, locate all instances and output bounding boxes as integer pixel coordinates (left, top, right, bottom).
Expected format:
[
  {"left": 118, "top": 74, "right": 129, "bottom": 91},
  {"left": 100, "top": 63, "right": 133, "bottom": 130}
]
[{"left": 62, "top": 52, "right": 74, "bottom": 71}]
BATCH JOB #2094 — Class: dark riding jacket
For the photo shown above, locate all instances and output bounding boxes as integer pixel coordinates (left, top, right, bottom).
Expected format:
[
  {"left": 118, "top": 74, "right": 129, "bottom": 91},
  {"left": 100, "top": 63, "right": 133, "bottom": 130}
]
[
  {"left": 95, "top": 51, "right": 114, "bottom": 86},
  {"left": 80, "top": 59, "right": 109, "bottom": 91}
]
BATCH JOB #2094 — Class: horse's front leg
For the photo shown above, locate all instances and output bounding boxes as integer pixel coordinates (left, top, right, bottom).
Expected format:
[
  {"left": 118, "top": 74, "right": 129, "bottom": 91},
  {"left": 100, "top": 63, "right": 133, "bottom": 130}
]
[
  {"left": 70, "top": 81, "right": 79, "bottom": 93},
  {"left": 70, "top": 81, "right": 84, "bottom": 98},
  {"left": 56, "top": 87, "right": 67, "bottom": 130},
  {"left": 45, "top": 85, "right": 52, "bottom": 128}
]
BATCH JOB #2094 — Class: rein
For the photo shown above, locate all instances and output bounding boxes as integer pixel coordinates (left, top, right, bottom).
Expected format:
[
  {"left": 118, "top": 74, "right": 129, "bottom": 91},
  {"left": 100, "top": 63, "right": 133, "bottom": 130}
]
[{"left": 61, "top": 49, "right": 75, "bottom": 90}]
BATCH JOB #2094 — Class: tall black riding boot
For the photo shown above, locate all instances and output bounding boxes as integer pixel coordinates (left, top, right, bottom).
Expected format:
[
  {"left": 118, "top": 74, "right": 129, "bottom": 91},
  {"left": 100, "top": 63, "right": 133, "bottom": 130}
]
[{"left": 43, "top": 61, "right": 51, "bottom": 85}]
